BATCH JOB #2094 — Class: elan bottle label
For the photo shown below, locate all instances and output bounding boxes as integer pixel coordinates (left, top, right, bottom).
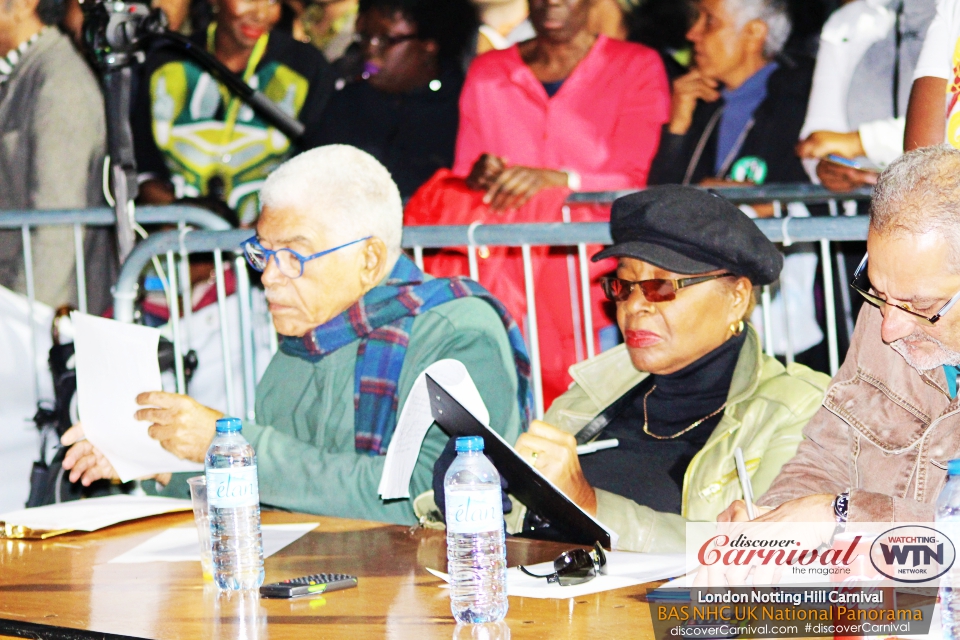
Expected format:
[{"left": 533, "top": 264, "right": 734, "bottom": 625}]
[
  {"left": 206, "top": 467, "right": 259, "bottom": 509},
  {"left": 445, "top": 488, "right": 502, "bottom": 534}
]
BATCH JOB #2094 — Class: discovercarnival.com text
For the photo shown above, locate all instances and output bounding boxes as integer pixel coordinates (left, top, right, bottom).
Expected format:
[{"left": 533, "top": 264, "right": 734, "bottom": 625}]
[{"left": 670, "top": 622, "right": 917, "bottom": 637}]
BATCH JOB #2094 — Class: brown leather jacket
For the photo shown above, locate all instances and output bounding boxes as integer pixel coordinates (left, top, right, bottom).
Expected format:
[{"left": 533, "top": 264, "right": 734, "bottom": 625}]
[{"left": 759, "top": 305, "right": 960, "bottom": 522}]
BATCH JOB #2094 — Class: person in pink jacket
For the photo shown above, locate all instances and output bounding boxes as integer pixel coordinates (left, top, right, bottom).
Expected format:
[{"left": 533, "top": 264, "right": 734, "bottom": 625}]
[
  {"left": 436, "top": 0, "right": 669, "bottom": 405},
  {"left": 453, "top": 0, "right": 670, "bottom": 210}
]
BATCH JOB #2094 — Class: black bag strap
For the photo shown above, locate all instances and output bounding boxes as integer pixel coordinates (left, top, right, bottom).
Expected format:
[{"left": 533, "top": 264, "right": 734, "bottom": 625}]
[{"left": 573, "top": 378, "right": 652, "bottom": 445}]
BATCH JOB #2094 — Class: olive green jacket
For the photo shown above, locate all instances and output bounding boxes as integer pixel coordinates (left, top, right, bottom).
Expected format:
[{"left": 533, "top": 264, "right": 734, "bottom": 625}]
[{"left": 536, "top": 327, "right": 829, "bottom": 552}]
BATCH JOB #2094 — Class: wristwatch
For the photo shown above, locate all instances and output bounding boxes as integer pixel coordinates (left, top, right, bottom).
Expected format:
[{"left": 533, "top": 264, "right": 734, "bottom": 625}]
[{"left": 832, "top": 491, "right": 849, "bottom": 523}]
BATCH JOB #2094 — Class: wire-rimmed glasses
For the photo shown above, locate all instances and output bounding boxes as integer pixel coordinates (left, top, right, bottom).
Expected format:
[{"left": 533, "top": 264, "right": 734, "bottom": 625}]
[{"left": 850, "top": 254, "right": 960, "bottom": 326}]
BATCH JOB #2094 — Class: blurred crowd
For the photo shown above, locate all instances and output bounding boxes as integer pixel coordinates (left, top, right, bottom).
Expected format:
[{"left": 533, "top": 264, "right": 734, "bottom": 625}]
[{"left": 2, "top": 0, "right": 959, "bottom": 402}]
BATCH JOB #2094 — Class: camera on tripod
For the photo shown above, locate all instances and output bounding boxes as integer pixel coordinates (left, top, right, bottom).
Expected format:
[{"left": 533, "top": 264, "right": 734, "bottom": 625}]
[
  {"left": 80, "top": 0, "right": 165, "bottom": 69},
  {"left": 76, "top": 0, "right": 303, "bottom": 261}
]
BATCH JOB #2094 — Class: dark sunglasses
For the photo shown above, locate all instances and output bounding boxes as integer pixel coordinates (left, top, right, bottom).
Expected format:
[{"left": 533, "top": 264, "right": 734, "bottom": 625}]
[
  {"left": 850, "top": 254, "right": 960, "bottom": 326},
  {"left": 599, "top": 273, "right": 736, "bottom": 303},
  {"left": 518, "top": 542, "right": 607, "bottom": 586}
]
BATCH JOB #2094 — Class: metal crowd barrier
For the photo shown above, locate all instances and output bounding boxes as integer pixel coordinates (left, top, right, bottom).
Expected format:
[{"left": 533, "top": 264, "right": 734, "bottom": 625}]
[
  {"left": 0, "top": 205, "right": 231, "bottom": 406},
  {"left": 111, "top": 185, "right": 873, "bottom": 422}
]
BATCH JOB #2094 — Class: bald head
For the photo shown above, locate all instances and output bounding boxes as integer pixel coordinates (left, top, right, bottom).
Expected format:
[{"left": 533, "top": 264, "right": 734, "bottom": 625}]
[{"left": 871, "top": 146, "right": 960, "bottom": 272}]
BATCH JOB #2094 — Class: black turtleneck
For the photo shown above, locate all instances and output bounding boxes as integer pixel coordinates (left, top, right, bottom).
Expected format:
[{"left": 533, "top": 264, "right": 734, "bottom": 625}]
[{"left": 578, "top": 331, "right": 747, "bottom": 515}]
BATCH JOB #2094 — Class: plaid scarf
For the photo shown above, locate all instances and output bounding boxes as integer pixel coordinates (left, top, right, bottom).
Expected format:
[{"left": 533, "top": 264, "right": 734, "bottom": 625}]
[{"left": 279, "top": 255, "right": 533, "bottom": 455}]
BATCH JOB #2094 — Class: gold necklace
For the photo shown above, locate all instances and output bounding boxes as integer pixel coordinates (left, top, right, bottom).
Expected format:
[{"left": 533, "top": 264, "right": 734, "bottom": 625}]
[{"left": 642, "top": 385, "right": 728, "bottom": 440}]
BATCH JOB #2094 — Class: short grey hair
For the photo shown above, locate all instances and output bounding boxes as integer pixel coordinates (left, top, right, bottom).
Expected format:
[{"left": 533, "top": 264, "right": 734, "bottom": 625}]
[
  {"left": 727, "top": 0, "right": 792, "bottom": 59},
  {"left": 259, "top": 145, "right": 404, "bottom": 266},
  {"left": 871, "top": 145, "right": 960, "bottom": 268}
]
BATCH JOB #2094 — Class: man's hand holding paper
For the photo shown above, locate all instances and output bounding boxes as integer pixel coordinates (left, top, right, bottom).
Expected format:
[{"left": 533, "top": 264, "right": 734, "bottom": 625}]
[
  {"left": 61, "top": 424, "right": 174, "bottom": 487},
  {"left": 61, "top": 423, "right": 119, "bottom": 486},
  {"left": 63, "top": 313, "right": 207, "bottom": 483},
  {"left": 135, "top": 391, "right": 223, "bottom": 463}
]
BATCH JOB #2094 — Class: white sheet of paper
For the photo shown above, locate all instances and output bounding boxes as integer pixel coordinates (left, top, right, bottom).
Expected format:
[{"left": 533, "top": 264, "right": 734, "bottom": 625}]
[
  {"left": 72, "top": 312, "right": 202, "bottom": 482},
  {"left": 108, "top": 522, "right": 318, "bottom": 564},
  {"left": 0, "top": 495, "right": 192, "bottom": 532},
  {"left": 378, "top": 359, "right": 489, "bottom": 499},
  {"left": 382, "top": 359, "right": 618, "bottom": 548},
  {"left": 426, "top": 552, "right": 686, "bottom": 599}
]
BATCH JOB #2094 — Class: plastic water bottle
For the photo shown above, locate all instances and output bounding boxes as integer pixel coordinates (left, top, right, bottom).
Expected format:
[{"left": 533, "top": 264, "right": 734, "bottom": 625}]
[
  {"left": 444, "top": 436, "right": 508, "bottom": 623},
  {"left": 205, "top": 417, "right": 265, "bottom": 591},
  {"left": 937, "top": 459, "right": 960, "bottom": 639}
]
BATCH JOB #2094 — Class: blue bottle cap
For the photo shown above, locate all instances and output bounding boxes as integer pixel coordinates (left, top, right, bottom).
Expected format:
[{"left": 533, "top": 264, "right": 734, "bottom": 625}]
[
  {"left": 949, "top": 459, "right": 960, "bottom": 477},
  {"left": 455, "top": 436, "right": 484, "bottom": 453},
  {"left": 216, "top": 417, "right": 242, "bottom": 433}
]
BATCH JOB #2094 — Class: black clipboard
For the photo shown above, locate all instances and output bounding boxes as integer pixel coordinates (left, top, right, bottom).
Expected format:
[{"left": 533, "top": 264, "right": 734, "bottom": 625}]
[{"left": 426, "top": 375, "right": 613, "bottom": 548}]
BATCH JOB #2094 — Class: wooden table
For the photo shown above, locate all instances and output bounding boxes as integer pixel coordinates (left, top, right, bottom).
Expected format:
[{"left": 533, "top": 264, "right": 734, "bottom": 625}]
[{"left": 0, "top": 511, "right": 659, "bottom": 639}]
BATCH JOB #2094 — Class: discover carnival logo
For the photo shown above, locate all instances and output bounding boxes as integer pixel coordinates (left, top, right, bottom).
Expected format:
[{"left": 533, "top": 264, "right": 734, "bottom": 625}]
[
  {"left": 697, "top": 533, "right": 862, "bottom": 572},
  {"left": 687, "top": 522, "right": 960, "bottom": 586},
  {"left": 869, "top": 526, "right": 956, "bottom": 583}
]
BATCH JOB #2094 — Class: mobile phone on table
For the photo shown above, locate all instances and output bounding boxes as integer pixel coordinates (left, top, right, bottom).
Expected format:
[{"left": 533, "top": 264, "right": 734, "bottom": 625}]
[{"left": 259, "top": 573, "right": 358, "bottom": 598}]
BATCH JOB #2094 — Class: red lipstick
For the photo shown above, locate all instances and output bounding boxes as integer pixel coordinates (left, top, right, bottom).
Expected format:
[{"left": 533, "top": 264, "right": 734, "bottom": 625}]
[{"left": 625, "top": 330, "right": 662, "bottom": 348}]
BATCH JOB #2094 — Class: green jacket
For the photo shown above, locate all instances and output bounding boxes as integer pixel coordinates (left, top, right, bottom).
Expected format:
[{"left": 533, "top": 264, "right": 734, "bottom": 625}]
[
  {"left": 158, "top": 296, "right": 524, "bottom": 526},
  {"left": 538, "top": 327, "right": 829, "bottom": 552}
]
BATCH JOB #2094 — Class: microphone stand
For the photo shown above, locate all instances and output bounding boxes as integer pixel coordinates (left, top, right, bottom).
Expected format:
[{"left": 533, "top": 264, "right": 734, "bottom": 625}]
[{"left": 81, "top": 1, "right": 305, "bottom": 261}]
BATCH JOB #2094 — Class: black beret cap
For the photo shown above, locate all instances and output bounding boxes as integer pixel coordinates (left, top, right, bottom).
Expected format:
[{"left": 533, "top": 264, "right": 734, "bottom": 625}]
[{"left": 592, "top": 185, "right": 783, "bottom": 285}]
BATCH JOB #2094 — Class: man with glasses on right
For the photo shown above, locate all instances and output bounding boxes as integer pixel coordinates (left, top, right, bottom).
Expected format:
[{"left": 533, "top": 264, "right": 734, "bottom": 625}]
[{"left": 720, "top": 144, "right": 960, "bottom": 526}]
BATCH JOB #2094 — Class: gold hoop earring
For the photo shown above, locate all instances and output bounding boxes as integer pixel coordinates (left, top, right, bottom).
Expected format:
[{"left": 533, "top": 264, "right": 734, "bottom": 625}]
[{"left": 729, "top": 320, "right": 744, "bottom": 337}]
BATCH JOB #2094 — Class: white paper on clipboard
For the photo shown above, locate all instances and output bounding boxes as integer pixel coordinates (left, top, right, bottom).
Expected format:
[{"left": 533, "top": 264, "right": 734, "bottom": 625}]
[{"left": 378, "top": 359, "right": 488, "bottom": 499}]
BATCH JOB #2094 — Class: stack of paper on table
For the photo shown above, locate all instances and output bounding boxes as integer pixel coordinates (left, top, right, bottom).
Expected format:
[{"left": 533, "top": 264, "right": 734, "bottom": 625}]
[
  {"left": 109, "top": 523, "right": 318, "bottom": 564},
  {"left": 427, "top": 552, "right": 686, "bottom": 599},
  {"left": 0, "top": 495, "right": 193, "bottom": 539}
]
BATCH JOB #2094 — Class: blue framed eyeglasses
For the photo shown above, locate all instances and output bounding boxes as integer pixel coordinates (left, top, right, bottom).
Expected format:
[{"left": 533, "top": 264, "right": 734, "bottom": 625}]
[{"left": 241, "top": 235, "right": 372, "bottom": 279}]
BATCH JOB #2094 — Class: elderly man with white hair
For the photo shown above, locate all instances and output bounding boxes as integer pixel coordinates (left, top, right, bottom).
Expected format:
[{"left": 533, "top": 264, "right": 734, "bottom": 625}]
[
  {"left": 649, "top": 0, "right": 810, "bottom": 189},
  {"left": 61, "top": 145, "right": 530, "bottom": 524}
]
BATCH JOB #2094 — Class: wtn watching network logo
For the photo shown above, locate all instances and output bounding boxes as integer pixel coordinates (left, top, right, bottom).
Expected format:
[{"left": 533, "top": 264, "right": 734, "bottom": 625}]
[{"left": 869, "top": 526, "right": 956, "bottom": 583}]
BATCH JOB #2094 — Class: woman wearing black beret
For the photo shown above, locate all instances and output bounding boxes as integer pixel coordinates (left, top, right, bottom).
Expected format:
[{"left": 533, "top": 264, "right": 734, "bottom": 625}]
[{"left": 428, "top": 185, "right": 832, "bottom": 552}]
